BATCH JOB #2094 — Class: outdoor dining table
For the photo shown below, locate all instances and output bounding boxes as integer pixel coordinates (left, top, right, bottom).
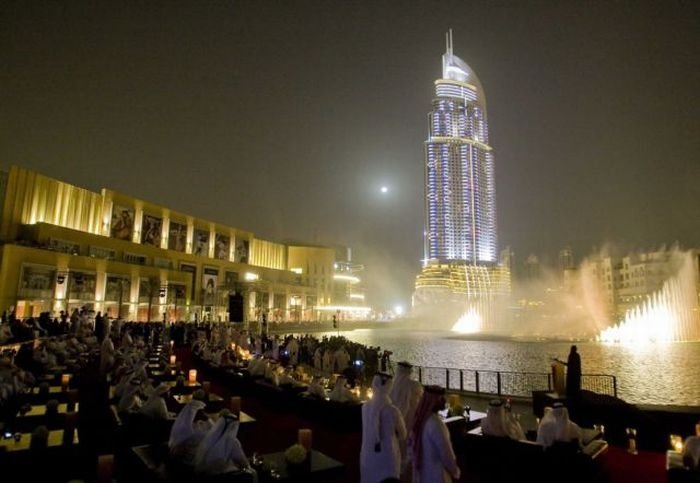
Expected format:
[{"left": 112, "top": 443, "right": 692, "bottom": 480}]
[
  {"left": 0, "top": 429, "right": 79, "bottom": 452},
  {"left": 256, "top": 449, "right": 344, "bottom": 482}
]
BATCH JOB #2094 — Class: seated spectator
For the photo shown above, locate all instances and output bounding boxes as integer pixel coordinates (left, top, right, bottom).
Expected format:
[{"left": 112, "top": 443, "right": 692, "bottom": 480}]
[
  {"left": 194, "top": 412, "right": 251, "bottom": 476},
  {"left": 481, "top": 399, "right": 525, "bottom": 440},
  {"left": 247, "top": 356, "right": 266, "bottom": 377},
  {"left": 169, "top": 399, "right": 212, "bottom": 466},
  {"left": 118, "top": 379, "right": 143, "bottom": 413},
  {"left": 303, "top": 375, "right": 327, "bottom": 399},
  {"left": 329, "top": 375, "right": 358, "bottom": 403},
  {"left": 279, "top": 366, "right": 300, "bottom": 387},
  {"left": 536, "top": 402, "right": 582, "bottom": 448},
  {"left": 139, "top": 383, "right": 171, "bottom": 420}
]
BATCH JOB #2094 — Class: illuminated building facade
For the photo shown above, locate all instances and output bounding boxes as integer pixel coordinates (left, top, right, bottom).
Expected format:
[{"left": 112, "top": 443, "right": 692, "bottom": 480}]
[
  {"left": 0, "top": 165, "right": 350, "bottom": 323},
  {"left": 414, "top": 31, "right": 509, "bottom": 330},
  {"left": 424, "top": 30, "right": 496, "bottom": 264}
]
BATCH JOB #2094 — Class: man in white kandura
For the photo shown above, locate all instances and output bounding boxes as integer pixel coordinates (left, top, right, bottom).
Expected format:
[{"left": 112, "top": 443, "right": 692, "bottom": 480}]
[
  {"left": 360, "top": 372, "right": 407, "bottom": 483},
  {"left": 411, "top": 385, "right": 461, "bottom": 483},
  {"left": 481, "top": 399, "right": 526, "bottom": 440},
  {"left": 536, "top": 402, "right": 582, "bottom": 448}
]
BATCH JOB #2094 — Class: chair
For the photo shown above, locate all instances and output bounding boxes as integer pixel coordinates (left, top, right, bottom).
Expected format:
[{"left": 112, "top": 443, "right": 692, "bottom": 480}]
[
  {"left": 63, "top": 412, "right": 78, "bottom": 446},
  {"left": 67, "top": 389, "right": 79, "bottom": 412}
]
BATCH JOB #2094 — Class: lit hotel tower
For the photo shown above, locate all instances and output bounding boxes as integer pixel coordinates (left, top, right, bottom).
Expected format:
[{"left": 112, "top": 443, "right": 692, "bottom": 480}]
[{"left": 414, "top": 31, "right": 510, "bottom": 332}]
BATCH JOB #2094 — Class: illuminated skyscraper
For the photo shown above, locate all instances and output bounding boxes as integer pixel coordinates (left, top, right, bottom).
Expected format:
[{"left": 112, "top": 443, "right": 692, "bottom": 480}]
[
  {"left": 414, "top": 31, "right": 509, "bottom": 331},
  {"left": 424, "top": 30, "right": 496, "bottom": 263}
]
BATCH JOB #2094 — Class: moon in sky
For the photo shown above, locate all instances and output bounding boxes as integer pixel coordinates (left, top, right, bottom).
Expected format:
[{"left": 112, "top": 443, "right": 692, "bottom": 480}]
[{"left": 380, "top": 186, "right": 388, "bottom": 194}]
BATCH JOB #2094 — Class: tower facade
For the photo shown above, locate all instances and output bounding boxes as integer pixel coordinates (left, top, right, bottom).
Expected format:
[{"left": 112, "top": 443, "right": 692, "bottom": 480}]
[
  {"left": 424, "top": 31, "right": 497, "bottom": 264},
  {"left": 414, "top": 31, "right": 509, "bottom": 332}
]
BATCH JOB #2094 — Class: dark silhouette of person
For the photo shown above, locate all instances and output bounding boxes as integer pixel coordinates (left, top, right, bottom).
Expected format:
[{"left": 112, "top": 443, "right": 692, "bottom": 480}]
[{"left": 564, "top": 345, "right": 581, "bottom": 401}]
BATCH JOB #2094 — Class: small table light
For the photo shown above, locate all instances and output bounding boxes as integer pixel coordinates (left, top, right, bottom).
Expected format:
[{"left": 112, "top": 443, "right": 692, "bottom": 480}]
[
  {"left": 626, "top": 428, "right": 638, "bottom": 455},
  {"left": 670, "top": 434, "right": 684, "bottom": 453},
  {"left": 188, "top": 369, "right": 197, "bottom": 384},
  {"left": 169, "top": 355, "right": 176, "bottom": 365},
  {"left": 61, "top": 374, "right": 70, "bottom": 390}
]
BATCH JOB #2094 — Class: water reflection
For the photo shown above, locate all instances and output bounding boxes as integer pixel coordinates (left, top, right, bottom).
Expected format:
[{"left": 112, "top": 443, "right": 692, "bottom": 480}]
[{"left": 317, "top": 329, "right": 700, "bottom": 406}]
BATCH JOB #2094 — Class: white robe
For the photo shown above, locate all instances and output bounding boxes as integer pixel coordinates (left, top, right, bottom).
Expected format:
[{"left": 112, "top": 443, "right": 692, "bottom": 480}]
[
  {"left": 329, "top": 378, "right": 357, "bottom": 403},
  {"left": 481, "top": 405, "right": 525, "bottom": 440},
  {"left": 169, "top": 400, "right": 210, "bottom": 466},
  {"left": 536, "top": 406, "right": 582, "bottom": 448},
  {"left": 287, "top": 338, "right": 299, "bottom": 365},
  {"left": 412, "top": 414, "right": 460, "bottom": 483},
  {"left": 194, "top": 416, "right": 248, "bottom": 475},
  {"left": 360, "top": 395, "right": 406, "bottom": 482},
  {"left": 139, "top": 394, "right": 169, "bottom": 420}
]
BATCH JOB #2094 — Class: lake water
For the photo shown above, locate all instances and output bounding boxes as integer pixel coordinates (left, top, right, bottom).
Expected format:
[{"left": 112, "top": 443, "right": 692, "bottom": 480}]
[{"left": 316, "top": 329, "right": 700, "bottom": 406}]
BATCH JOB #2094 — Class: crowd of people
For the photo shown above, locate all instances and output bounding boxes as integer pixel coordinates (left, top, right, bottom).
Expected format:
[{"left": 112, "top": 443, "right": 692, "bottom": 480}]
[{"left": 4, "top": 316, "right": 698, "bottom": 482}]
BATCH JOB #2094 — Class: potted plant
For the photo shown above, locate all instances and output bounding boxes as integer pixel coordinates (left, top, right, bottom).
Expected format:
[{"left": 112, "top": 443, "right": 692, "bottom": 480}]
[{"left": 284, "top": 443, "right": 310, "bottom": 473}]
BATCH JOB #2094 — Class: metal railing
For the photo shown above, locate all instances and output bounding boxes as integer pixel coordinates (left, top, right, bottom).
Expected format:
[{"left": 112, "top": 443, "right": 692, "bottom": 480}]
[{"left": 416, "top": 365, "right": 617, "bottom": 399}]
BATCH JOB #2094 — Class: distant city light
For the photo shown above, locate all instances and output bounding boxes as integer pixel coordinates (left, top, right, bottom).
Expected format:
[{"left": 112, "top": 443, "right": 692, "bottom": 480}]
[
  {"left": 394, "top": 305, "right": 404, "bottom": 316},
  {"left": 333, "top": 274, "right": 360, "bottom": 284},
  {"left": 380, "top": 186, "right": 388, "bottom": 194}
]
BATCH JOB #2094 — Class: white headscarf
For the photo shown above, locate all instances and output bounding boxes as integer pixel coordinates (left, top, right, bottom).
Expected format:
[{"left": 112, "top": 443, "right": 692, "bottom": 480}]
[
  {"left": 329, "top": 376, "right": 354, "bottom": 403},
  {"left": 552, "top": 404, "right": 581, "bottom": 443},
  {"left": 388, "top": 362, "right": 423, "bottom": 425},
  {"left": 118, "top": 380, "right": 142, "bottom": 412},
  {"left": 536, "top": 403, "right": 581, "bottom": 447},
  {"left": 194, "top": 414, "right": 248, "bottom": 475},
  {"left": 139, "top": 383, "right": 170, "bottom": 419},
  {"left": 365, "top": 373, "right": 394, "bottom": 447},
  {"left": 481, "top": 399, "right": 509, "bottom": 437},
  {"left": 480, "top": 399, "right": 524, "bottom": 440},
  {"left": 169, "top": 399, "right": 207, "bottom": 449},
  {"left": 306, "top": 376, "right": 327, "bottom": 399}
]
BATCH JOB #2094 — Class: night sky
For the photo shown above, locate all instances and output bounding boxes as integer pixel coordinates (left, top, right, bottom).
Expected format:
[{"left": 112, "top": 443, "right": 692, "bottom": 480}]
[{"left": 1, "top": 1, "right": 698, "bottom": 309}]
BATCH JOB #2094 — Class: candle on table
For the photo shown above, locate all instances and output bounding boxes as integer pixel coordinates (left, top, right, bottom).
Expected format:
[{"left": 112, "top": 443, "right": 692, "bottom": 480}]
[
  {"left": 169, "top": 355, "right": 176, "bottom": 365},
  {"left": 626, "top": 428, "right": 638, "bottom": 454},
  {"left": 298, "top": 428, "right": 312, "bottom": 451},
  {"left": 188, "top": 369, "right": 197, "bottom": 384},
  {"left": 670, "top": 434, "right": 683, "bottom": 453},
  {"left": 230, "top": 396, "right": 241, "bottom": 416},
  {"left": 61, "top": 374, "right": 70, "bottom": 390}
]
